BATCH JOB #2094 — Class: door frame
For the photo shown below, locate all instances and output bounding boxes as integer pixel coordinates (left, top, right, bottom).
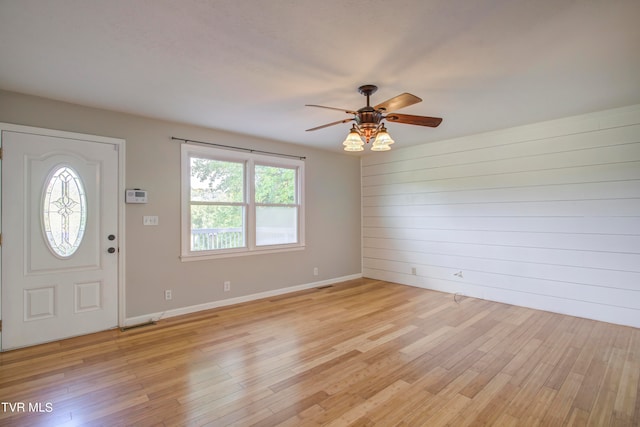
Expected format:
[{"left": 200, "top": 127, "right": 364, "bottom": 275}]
[{"left": 0, "top": 123, "right": 126, "bottom": 349}]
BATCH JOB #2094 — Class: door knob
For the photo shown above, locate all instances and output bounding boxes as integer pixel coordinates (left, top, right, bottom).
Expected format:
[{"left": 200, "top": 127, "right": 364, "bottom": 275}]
[
  {"left": 108, "top": 234, "right": 116, "bottom": 241},
  {"left": 107, "top": 247, "right": 116, "bottom": 254}
]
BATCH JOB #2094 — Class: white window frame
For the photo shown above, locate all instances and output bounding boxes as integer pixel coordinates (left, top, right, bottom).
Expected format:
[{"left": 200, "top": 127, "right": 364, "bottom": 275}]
[{"left": 181, "top": 144, "right": 305, "bottom": 261}]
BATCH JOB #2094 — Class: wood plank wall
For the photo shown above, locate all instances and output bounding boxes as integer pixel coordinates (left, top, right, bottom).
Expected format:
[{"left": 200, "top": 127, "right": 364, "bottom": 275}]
[{"left": 362, "top": 105, "right": 640, "bottom": 328}]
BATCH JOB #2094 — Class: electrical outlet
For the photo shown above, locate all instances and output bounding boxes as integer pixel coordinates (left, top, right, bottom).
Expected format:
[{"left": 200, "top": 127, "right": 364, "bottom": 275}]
[
  {"left": 164, "top": 289, "right": 172, "bottom": 300},
  {"left": 223, "top": 281, "right": 231, "bottom": 292},
  {"left": 411, "top": 267, "right": 417, "bottom": 275},
  {"left": 313, "top": 267, "right": 319, "bottom": 276}
]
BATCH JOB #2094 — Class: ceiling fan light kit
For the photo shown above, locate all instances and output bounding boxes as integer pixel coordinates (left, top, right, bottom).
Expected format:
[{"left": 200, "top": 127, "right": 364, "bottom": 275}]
[
  {"left": 371, "top": 123, "right": 394, "bottom": 151},
  {"left": 342, "top": 125, "right": 365, "bottom": 151},
  {"left": 306, "top": 84, "right": 442, "bottom": 152}
]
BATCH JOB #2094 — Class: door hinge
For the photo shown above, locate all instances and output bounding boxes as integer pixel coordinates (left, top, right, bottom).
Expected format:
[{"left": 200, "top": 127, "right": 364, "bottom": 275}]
[
  {"left": 0, "top": 320, "right": 2, "bottom": 332},
  {"left": 0, "top": 147, "right": 3, "bottom": 160}
]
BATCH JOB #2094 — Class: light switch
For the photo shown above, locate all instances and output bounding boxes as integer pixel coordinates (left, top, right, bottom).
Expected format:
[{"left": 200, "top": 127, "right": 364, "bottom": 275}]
[{"left": 143, "top": 216, "right": 159, "bottom": 226}]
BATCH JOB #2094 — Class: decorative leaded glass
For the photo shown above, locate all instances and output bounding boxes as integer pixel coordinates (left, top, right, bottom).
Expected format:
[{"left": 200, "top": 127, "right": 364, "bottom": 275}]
[{"left": 43, "top": 166, "right": 87, "bottom": 257}]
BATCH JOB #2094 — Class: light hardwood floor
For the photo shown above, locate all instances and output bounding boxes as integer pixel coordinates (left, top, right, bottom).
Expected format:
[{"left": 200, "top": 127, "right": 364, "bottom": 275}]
[{"left": 1, "top": 278, "right": 639, "bottom": 426}]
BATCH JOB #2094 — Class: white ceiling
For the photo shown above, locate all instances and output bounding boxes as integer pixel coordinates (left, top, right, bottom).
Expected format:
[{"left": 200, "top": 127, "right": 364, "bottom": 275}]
[{"left": 1, "top": 0, "right": 639, "bottom": 153}]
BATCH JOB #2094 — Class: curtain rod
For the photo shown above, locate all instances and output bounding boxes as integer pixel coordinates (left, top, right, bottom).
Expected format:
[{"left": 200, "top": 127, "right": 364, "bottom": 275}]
[{"left": 171, "top": 137, "right": 306, "bottom": 160}]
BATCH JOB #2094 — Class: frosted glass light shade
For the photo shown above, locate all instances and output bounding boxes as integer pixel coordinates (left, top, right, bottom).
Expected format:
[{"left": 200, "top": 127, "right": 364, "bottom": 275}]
[
  {"left": 343, "top": 128, "right": 364, "bottom": 151},
  {"left": 371, "top": 126, "right": 394, "bottom": 151}
]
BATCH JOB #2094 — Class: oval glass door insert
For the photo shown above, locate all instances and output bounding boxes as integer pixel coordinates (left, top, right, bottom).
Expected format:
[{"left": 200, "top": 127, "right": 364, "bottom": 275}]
[{"left": 43, "top": 166, "right": 87, "bottom": 257}]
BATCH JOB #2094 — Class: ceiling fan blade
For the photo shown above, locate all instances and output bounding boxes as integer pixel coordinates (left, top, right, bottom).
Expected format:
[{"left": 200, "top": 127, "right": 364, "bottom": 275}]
[
  {"left": 305, "top": 104, "right": 357, "bottom": 115},
  {"left": 374, "top": 93, "right": 422, "bottom": 112},
  {"left": 306, "top": 117, "right": 355, "bottom": 131},
  {"left": 385, "top": 113, "right": 443, "bottom": 127}
]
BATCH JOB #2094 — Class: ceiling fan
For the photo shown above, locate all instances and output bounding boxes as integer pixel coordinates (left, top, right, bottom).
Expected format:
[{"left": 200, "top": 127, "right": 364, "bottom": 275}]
[{"left": 306, "top": 84, "right": 442, "bottom": 151}]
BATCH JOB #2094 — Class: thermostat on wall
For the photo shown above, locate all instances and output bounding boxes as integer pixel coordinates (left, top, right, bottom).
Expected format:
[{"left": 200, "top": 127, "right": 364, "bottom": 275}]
[{"left": 125, "top": 189, "right": 148, "bottom": 203}]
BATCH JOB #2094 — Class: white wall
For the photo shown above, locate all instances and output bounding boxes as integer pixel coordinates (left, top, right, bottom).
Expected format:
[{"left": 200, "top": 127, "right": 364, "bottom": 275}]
[{"left": 362, "top": 105, "right": 640, "bottom": 327}]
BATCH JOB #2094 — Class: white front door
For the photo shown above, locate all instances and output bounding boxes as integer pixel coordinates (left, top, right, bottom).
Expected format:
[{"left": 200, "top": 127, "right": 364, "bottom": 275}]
[{"left": 1, "top": 129, "right": 120, "bottom": 350}]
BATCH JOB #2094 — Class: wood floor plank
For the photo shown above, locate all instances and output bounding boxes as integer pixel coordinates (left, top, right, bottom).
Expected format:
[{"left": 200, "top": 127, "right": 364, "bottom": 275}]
[
  {"left": 504, "top": 361, "right": 555, "bottom": 419},
  {"left": 539, "top": 372, "right": 585, "bottom": 426},
  {"left": 0, "top": 278, "right": 638, "bottom": 426}
]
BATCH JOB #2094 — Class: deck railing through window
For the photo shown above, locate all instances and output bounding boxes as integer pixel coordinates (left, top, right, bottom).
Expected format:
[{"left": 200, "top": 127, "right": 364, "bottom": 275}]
[
  {"left": 191, "top": 227, "right": 296, "bottom": 250},
  {"left": 191, "top": 228, "right": 243, "bottom": 250}
]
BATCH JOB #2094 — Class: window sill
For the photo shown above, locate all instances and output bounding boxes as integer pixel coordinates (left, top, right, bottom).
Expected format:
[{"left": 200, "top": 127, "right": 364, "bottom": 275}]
[{"left": 180, "top": 245, "right": 305, "bottom": 262}]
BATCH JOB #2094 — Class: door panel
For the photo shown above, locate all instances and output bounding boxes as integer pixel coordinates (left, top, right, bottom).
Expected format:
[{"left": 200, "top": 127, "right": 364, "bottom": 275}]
[
  {"left": 28, "top": 154, "right": 101, "bottom": 273},
  {"left": 1, "top": 130, "right": 119, "bottom": 350}
]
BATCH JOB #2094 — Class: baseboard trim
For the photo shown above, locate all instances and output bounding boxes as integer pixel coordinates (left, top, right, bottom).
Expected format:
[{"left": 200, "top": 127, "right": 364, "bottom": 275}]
[{"left": 123, "top": 273, "right": 363, "bottom": 328}]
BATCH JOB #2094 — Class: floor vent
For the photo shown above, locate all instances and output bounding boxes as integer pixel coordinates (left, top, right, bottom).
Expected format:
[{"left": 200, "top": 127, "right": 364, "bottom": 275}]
[
  {"left": 317, "top": 285, "right": 333, "bottom": 290},
  {"left": 120, "top": 320, "right": 156, "bottom": 332}
]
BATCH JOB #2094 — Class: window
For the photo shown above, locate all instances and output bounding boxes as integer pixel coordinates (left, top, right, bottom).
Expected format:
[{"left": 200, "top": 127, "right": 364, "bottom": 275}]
[
  {"left": 43, "top": 165, "right": 87, "bottom": 258},
  {"left": 255, "top": 164, "right": 298, "bottom": 246},
  {"left": 181, "top": 144, "right": 304, "bottom": 260}
]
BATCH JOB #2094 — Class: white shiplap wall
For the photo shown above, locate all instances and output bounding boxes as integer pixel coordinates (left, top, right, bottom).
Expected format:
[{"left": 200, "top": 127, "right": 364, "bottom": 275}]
[{"left": 362, "top": 105, "right": 640, "bottom": 327}]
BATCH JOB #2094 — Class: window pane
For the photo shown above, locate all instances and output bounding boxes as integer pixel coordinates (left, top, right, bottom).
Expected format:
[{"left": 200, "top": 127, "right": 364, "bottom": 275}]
[
  {"left": 256, "top": 206, "right": 297, "bottom": 246},
  {"left": 43, "top": 166, "right": 87, "bottom": 257},
  {"left": 190, "top": 157, "right": 244, "bottom": 202},
  {"left": 190, "top": 205, "right": 244, "bottom": 250},
  {"left": 255, "top": 165, "right": 295, "bottom": 204}
]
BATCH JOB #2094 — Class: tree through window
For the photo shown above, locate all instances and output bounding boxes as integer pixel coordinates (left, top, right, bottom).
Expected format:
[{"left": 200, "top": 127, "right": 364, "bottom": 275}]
[
  {"left": 189, "top": 157, "right": 246, "bottom": 251},
  {"left": 255, "top": 164, "right": 298, "bottom": 246}
]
